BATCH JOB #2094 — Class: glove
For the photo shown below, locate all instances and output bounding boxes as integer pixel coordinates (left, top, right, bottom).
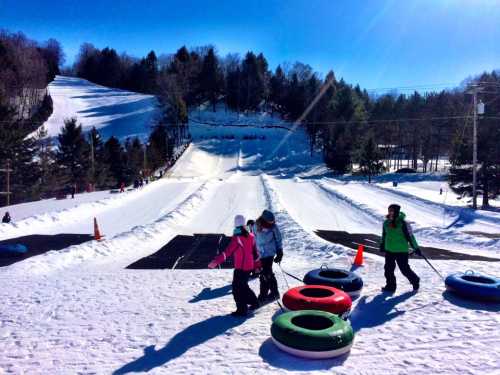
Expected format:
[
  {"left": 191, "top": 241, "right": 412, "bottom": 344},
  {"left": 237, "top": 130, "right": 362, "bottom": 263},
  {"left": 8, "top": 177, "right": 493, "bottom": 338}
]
[
  {"left": 208, "top": 261, "right": 218, "bottom": 269},
  {"left": 413, "top": 248, "right": 422, "bottom": 256},
  {"left": 274, "top": 249, "right": 283, "bottom": 264}
]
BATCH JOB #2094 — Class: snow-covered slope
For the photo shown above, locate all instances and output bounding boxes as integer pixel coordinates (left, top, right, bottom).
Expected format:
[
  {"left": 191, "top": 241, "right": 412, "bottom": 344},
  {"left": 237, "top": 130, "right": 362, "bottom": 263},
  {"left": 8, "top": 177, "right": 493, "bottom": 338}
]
[
  {"left": 1, "top": 104, "right": 499, "bottom": 374},
  {"left": 37, "top": 76, "right": 160, "bottom": 140}
]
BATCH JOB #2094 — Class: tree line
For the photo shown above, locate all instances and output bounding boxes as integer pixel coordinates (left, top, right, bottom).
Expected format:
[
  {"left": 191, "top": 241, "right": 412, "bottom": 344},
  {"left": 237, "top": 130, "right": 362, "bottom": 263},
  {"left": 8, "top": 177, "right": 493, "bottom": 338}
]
[
  {"left": 0, "top": 30, "right": 63, "bottom": 206},
  {"left": 73, "top": 44, "right": 499, "bottom": 205},
  {"left": 1, "top": 32, "right": 498, "bottom": 207},
  {"left": 0, "top": 30, "right": 64, "bottom": 120}
]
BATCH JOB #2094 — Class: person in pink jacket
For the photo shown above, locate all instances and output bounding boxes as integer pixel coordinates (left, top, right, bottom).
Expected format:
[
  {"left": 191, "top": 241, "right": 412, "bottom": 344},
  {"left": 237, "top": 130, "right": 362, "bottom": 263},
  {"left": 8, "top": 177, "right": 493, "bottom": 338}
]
[{"left": 208, "top": 215, "right": 260, "bottom": 316}]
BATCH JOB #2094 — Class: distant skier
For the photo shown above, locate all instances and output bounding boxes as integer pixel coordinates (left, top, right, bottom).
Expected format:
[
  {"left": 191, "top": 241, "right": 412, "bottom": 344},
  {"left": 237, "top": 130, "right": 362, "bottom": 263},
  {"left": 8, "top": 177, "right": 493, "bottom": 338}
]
[
  {"left": 208, "top": 215, "right": 259, "bottom": 317},
  {"left": 2, "top": 212, "right": 11, "bottom": 224},
  {"left": 120, "top": 182, "right": 125, "bottom": 193},
  {"left": 253, "top": 209, "right": 283, "bottom": 302},
  {"left": 380, "top": 204, "right": 421, "bottom": 293},
  {"left": 71, "top": 183, "right": 77, "bottom": 199}
]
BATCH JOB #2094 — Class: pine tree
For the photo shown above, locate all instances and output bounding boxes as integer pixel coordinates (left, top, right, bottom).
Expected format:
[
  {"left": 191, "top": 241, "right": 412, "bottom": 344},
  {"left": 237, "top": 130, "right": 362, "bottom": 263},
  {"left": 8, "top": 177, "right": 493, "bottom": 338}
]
[
  {"left": 56, "top": 118, "right": 89, "bottom": 187},
  {"left": 269, "top": 65, "right": 286, "bottom": 113},
  {"left": 353, "top": 132, "right": 383, "bottom": 183},
  {"left": 0, "top": 104, "right": 43, "bottom": 203},
  {"left": 198, "top": 48, "right": 222, "bottom": 111},
  {"left": 104, "top": 136, "right": 126, "bottom": 187},
  {"left": 148, "top": 124, "right": 169, "bottom": 169},
  {"left": 143, "top": 50, "right": 159, "bottom": 93},
  {"left": 125, "top": 137, "right": 145, "bottom": 178},
  {"left": 87, "top": 127, "right": 110, "bottom": 188}
]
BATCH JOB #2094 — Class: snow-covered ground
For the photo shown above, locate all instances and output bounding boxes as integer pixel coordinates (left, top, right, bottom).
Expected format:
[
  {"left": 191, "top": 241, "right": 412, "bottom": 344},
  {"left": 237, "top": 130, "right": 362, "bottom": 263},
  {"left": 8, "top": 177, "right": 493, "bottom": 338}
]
[
  {"left": 35, "top": 76, "right": 160, "bottom": 140},
  {"left": 1, "top": 96, "right": 499, "bottom": 374}
]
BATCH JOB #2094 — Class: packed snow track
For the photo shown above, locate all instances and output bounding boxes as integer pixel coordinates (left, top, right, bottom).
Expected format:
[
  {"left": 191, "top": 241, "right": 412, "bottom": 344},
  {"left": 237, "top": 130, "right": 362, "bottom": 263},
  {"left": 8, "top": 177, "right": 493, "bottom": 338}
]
[{"left": 1, "top": 103, "right": 499, "bottom": 374}]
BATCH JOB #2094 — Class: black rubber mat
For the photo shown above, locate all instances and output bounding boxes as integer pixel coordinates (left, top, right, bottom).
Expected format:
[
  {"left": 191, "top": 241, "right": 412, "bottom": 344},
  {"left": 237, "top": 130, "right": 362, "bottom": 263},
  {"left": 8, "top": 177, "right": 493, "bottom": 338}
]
[
  {"left": 0, "top": 234, "right": 94, "bottom": 267},
  {"left": 315, "top": 230, "right": 500, "bottom": 262},
  {"left": 127, "top": 234, "right": 234, "bottom": 269}
]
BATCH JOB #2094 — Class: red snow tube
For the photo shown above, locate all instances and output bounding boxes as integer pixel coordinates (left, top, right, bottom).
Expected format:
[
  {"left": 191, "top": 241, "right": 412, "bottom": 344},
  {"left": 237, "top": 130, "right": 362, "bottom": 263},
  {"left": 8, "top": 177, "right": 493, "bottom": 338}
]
[{"left": 282, "top": 285, "right": 352, "bottom": 316}]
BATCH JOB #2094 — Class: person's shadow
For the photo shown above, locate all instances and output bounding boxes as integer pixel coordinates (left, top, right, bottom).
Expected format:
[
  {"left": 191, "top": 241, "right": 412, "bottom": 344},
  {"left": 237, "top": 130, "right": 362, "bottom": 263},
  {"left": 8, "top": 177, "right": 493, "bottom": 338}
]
[
  {"left": 188, "top": 284, "right": 232, "bottom": 303},
  {"left": 113, "top": 315, "right": 245, "bottom": 374},
  {"left": 350, "top": 291, "right": 415, "bottom": 332}
]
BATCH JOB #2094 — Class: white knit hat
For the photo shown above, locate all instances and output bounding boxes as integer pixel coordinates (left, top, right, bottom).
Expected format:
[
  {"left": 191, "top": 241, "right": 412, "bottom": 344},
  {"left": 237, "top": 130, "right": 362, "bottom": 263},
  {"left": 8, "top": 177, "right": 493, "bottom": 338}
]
[{"left": 234, "top": 214, "right": 246, "bottom": 228}]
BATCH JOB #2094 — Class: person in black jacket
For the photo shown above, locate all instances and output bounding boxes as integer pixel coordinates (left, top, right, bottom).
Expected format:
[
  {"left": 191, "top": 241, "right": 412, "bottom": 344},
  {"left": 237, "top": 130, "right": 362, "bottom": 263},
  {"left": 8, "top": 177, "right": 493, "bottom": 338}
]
[{"left": 2, "top": 212, "right": 11, "bottom": 223}]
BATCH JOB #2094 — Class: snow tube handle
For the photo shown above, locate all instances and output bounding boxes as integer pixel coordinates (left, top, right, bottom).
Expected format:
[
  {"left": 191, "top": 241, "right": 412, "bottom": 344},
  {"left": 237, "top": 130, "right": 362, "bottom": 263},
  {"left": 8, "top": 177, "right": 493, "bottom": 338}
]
[
  {"left": 320, "top": 264, "right": 329, "bottom": 271},
  {"left": 464, "top": 270, "right": 475, "bottom": 275}
]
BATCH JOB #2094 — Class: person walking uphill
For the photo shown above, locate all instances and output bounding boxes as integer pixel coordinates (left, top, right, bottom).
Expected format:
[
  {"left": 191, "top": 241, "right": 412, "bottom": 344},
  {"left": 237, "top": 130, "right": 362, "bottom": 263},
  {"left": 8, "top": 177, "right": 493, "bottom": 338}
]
[
  {"left": 2, "top": 212, "right": 11, "bottom": 224},
  {"left": 208, "top": 215, "right": 259, "bottom": 317},
  {"left": 254, "top": 209, "right": 283, "bottom": 303},
  {"left": 380, "top": 204, "right": 421, "bottom": 293}
]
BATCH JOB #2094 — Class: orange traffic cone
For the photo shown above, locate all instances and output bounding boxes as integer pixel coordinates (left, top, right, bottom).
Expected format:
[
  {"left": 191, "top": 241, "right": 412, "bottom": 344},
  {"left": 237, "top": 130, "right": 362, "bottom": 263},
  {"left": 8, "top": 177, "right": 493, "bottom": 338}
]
[
  {"left": 94, "top": 217, "right": 103, "bottom": 241},
  {"left": 353, "top": 244, "right": 364, "bottom": 266}
]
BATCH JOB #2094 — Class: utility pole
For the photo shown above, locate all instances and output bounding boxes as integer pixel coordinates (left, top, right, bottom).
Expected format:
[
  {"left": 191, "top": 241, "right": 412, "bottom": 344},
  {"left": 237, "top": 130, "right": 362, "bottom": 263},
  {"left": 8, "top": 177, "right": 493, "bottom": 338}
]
[
  {"left": 467, "top": 86, "right": 484, "bottom": 210},
  {"left": 472, "top": 89, "right": 478, "bottom": 209},
  {"left": 90, "top": 133, "right": 95, "bottom": 180},
  {"left": 0, "top": 160, "right": 13, "bottom": 206},
  {"left": 143, "top": 144, "right": 148, "bottom": 176}
]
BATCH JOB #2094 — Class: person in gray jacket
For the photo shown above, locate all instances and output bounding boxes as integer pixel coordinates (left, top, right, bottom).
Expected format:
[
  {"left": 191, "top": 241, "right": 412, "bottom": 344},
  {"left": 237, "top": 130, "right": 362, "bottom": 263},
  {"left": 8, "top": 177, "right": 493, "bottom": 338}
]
[{"left": 253, "top": 209, "right": 283, "bottom": 302}]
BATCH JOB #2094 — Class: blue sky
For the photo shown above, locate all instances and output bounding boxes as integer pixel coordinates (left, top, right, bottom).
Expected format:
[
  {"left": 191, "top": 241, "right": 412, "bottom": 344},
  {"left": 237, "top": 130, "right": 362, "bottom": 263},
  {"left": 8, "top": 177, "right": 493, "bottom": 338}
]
[{"left": 1, "top": 0, "right": 499, "bottom": 90}]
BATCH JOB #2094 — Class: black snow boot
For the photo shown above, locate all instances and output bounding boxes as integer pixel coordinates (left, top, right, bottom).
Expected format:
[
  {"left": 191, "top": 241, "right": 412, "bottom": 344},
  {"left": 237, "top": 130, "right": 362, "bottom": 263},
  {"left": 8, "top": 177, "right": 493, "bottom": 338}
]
[
  {"left": 381, "top": 286, "right": 396, "bottom": 293},
  {"left": 249, "top": 302, "right": 260, "bottom": 311},
  {"left": 412, "top": 280, "right": 420, "bottom": 291}
]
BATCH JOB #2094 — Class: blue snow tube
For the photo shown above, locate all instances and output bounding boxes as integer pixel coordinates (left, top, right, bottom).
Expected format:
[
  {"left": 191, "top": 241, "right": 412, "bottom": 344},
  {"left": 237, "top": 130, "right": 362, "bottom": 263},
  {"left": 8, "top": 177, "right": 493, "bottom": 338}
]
[
  {"left": 445, "top": 271, "right": 500, "bottom": 302},
  {"left": 303, "top": 267, "right": 363, "bottom": 299},
  {"left": 0, "top": 244, "right": 28, "bottom": 254}
]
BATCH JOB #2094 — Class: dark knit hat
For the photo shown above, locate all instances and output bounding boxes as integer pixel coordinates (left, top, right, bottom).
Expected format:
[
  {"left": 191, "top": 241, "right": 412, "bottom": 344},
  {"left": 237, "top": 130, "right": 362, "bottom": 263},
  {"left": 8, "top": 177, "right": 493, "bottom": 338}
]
[
  {"left": 388, "top": 204, "right": 401, "bottom": 215},
  {"left": 261, "top": 209, "right": 275, "bottom": 223}
]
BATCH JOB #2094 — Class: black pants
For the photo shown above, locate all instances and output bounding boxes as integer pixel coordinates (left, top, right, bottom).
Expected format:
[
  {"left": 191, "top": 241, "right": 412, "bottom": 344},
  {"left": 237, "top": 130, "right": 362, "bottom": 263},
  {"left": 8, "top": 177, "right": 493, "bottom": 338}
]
[
  {"left": 259, "top": 256, "right": 279, "bottom": 299},
  {"left": 384, "top": 252, "right": 420, "bottom": 289},
  {"left": 232, "top": 269, "right": 258, "bottom": 313}
]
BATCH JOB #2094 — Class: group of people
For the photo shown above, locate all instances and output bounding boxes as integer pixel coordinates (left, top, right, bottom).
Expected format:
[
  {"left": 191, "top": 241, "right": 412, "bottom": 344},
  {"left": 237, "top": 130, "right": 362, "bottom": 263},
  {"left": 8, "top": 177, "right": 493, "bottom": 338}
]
[
  {"left": 209, "top": 204, "right": 422, "bottom": 317},
  {"left": 208, "top": 209, "right": 283, "bottom": 317},
  {"left": 133, "top": 177, "right": 148, "bottom": 189}
]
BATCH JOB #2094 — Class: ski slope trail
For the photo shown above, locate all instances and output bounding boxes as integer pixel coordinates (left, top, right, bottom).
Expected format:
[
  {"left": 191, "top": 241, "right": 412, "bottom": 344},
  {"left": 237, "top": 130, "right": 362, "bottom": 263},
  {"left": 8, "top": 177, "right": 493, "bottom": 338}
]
[
  {"left": 0, "top": 178, "right": 203, "bottom": 241},
  {"left": 1, "top": 107, "right": 499, "bottom": 374},
  {"left": 271, "top": 178, "right": 381, "bottom": 234},
  {"left": 1, "top": 169, "right": 499, "bottom": 374},
  {"left": 321, "top": 179, "right": 500, "bottom": 254},
  {"left": 377, "top": 177, "right": 500, "bottom": 209},
  {"left": 36, "top": 76, "right": 159, "bottom": 140}
]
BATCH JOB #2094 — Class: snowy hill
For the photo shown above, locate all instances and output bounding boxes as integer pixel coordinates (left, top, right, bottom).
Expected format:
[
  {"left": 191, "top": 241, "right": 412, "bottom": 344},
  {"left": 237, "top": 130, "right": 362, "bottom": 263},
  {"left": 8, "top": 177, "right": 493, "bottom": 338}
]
[
  {"left": 36, "top": 76, "right": 160, "bottom": 140},
  {"left": 1, "top": 93, "right": 500, "bottom": 374}
]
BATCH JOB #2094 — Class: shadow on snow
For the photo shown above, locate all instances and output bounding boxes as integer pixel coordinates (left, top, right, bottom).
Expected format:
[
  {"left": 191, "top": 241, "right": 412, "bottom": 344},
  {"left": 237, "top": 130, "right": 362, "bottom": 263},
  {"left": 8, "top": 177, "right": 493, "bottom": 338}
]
[
  {"left": 349, "top": 291, "right": 415, "bottom": 332},
  {"left": 113, "top": 315, "right": 245, "bottom": 374},
  {"left": 189, "top": 285, "right": 232, "bottom": 303},
  {"left": 442, "top": 291, "right": 500, "bottom": 312}
]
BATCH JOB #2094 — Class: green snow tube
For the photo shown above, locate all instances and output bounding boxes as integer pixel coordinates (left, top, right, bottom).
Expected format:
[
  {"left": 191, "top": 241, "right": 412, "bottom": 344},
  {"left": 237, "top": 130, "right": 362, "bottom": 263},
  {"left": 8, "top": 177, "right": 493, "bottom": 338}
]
[{"left": 271, "top": 310, "right": 354, "bottom": 359}]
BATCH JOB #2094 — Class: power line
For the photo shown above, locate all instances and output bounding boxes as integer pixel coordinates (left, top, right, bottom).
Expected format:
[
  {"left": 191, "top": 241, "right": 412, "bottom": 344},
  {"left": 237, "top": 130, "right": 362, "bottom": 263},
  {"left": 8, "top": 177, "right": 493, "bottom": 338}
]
[
  {"left": 297, "top": 115, "right": 500, "bottom": 126},
  {"left": 364, "top": 83, "right": 459, "bottom": 93}
]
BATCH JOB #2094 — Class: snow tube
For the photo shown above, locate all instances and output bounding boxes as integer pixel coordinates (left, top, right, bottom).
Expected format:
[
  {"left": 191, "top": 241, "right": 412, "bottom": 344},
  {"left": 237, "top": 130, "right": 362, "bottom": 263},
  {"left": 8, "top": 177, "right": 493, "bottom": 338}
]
[
  {"left": 271, "top": 310, "right": 354, "bottom": 359},
  {"left": 282, "top": 285, "right": 352, "bottom": 316},
  {"left": 0, "top": 244, "right": 28, "bottom": 254},
  {"left": 445, "top": 271, "right": 500, "bottom": 302},
  {"left": 303, "top": 267, "right": 363, "bottom": 299}
]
